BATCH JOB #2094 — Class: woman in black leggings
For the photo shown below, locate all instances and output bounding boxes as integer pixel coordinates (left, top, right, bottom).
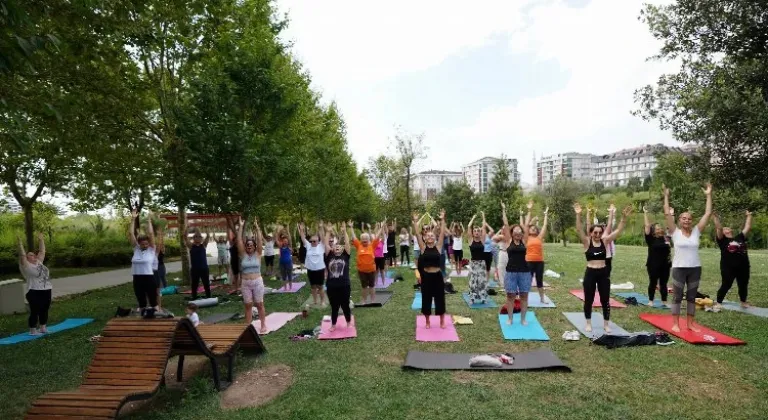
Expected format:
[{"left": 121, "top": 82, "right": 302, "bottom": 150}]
[
  {"left": 18, "top": 233, "right": 52, "bottom": 335},
  {"left": 714, "top": 211, "right": 753, "bottom": 309},
  {"left": 643, "top": 206, "right": 671, "bottom": 307},
  {"left": 413, "top": 210, "right": 447, "bottom": 329},
  {"left": 129, "top": 209, "right": 158, "bottom": 318},
  {"left": 399, "top": 227, "right": 411, "bottom": 266},
  {"left": 325, "top": 222, "right": 354, "bottom": 331}
]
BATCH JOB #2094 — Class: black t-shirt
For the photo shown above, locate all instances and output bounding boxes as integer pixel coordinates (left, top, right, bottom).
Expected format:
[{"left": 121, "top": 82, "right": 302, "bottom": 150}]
[
  {"left": 326, "top": 251, "right": 351, "bottom": 288},
  {"left": 717, "top": 233, "right": 749, "bottom": 267},
  {"left": 506, "top": 241, "right": 528, "bottom": 272},
  {"left": 387, "top": 231, "right": 396, "bottom": 248},
  {"left": 645, "top": 233, "right": 671, "bottom": 267}
]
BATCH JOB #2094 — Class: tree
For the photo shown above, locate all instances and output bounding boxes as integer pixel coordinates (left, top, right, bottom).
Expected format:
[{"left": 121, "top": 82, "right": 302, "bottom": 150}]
[
  {"left": 435, "top": 181, "right": 476, "bottom": 223},
  {"left": 642, "top": 175, "right": 653, "bottom": 191},
  {"left": 634, "top": 1, "right": 768, "bottom": 191},
  {"left": 0, "top": 0, "right": 59, "bottom": 77},
  {"left": 626, "top": 176, "right": 642, "bottom": 197},
  {"left": 650, "top": 152, "right": 702, "bottom": 213},
  {"left": 394, "top": 127, "right": 427, "bottom": 218},
  {"left": 546, "top": 176, "right": 580, "bottom": 246},
  {"left": 480, "top": 155, "right": 522, "bottom": 228}
]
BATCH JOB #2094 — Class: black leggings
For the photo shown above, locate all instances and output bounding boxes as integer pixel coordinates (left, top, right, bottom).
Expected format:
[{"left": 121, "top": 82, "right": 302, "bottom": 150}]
[
  {"left": 583, "top": 267, "right": 610, "bottom": 320},
  {"left": 605, "top": 257, "right": 612, "bottom": 279},
  {"left": 400, "top": 245, "right": 410, "bottom": 265},
  {"left": 647, "top": 264, "right": 670, "bottom": 302},
  {"left": 26, "top": 289, "right": 51, "bottom": 328},
  {"left": 133, "top": 274, "right": 158, "bottom": 308},
  {"left": 327, "top": 285, "right": 352, "bottom": 325},
  {"left": 387, "top": 247, "right": 397, "bottom": 266},
  {"left": 717, "top": 265, "right": 750, "bottom": 303},
  {"left": 529, "top": 261, "right": 545, "bottom": 288},
  {"left": 420, "top": 270, "right": 446, "bottom": 316},
  {"left": 190, "top": 267, "right": 211, "bottom": 300}
]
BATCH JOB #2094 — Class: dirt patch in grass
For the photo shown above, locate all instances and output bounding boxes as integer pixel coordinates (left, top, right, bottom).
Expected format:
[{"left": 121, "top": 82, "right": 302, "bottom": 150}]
[
  {"left": 164, "top": 356, "right": 210, "bottom": 389},
  {"left": 219, "top": 364, "right": 293, "bottom": 410}
]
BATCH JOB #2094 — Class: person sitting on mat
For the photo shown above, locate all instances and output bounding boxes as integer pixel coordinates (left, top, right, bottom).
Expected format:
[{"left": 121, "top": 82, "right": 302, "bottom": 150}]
[
  {"left": 663, "top": 183, "right": 712, "bottom": 332},
  {"left": 129, "top": 208, "right": 158, "bottom": 318},
  {"left": 325, "top": 222, "right": 354, "bottom": 331},
  {"left": 186, "top": 302, "right": 200, "bottom": 327},
  {"left": 575, "top": 203, "right": 632, "bottom": 333},
  {"left": 525, "top": 200, "right": 550, "bottom": 305},
  {"left": 501, "top": 201, "right": 533, "bottom": 325},
  {"left": 18, "top": 233, "right": 52, "bottom": 335},
  {"left": 713, "top": 210, "right": 753, "bottom": 310},
  {"left": 351, "top": 220, "right": 386, "bottom": 305},
  {"left": 299, "top": 222, "right": 328, "bottom": 307},
  {"left": 413, "top": 209, "right": 448, "bottom": 329},
  {"left": 237, "top": 216, "right": 267, "bottom": 333},
  {"left": 467, "top": 214, "right": 489, "bottom": 304},
  {"left": 643, "top": 205, "right": 671, "bottom": 308}
]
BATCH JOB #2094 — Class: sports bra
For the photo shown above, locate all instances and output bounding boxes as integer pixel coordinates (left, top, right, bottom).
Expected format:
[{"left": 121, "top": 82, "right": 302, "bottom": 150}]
[
  {"left": 469, "top": 241, "right": 485, "bottom": 261},
  {"left": 420, "top": 246, "right": 441, "bottom": 269},
  {"left": 241, "top": 253, "right": 262, "bottom": 274},
  {"left": 586, "top": 240, "right": 607, "bottom": 261}
]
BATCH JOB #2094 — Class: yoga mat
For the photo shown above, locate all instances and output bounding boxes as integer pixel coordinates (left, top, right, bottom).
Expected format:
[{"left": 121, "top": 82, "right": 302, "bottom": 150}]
[
  {"left": 318, "top": 316, "right": 357, "bottom": 340},
  {"left": 462, "top": 293, "right": 498, "bottom": 309},
  {"left": 569, "top": 290, "right": 627, "bottom": 308},
  {"left": 201, "top": 312, "right": 237, "bottom": 324},
  {"left": 721, "top": 301, "right": 768, "bottom": 318},
  {"left": 251, "top": 312, "right": 301, "bottom": 335},
  {"left": 356, "top": 291, "right": 394, "bottom": 308},
  {"left": 415, "top": 315, "right": 459, "bottom": 342},
  {"left": 189, "top": 297, "right": 218, "bottom": 308},
  {"left": 160, "top": 285, "right": 177, "bottom": 295},
  {"left": 448, "top": 270, "right": 468, "bottom": 278},
  {"left": 272, "top": 282, "right": 306, "bottom": 293},
  {"left": 489, "top": 280, "right": 499, "bottom": 288},
  {"left": 614, "top": 292, "right": 667, "bottom": 309},
  {"left": 180, "top": 284, "right": 221, "bottom": 295},
  {"left": 0, "top": 318, "right": 94, "bottom": 345},
  {"left": 374, "top": 276, "right": 395, "bottom": 289},
  {"left": 498, "top": 313, "right": 549, "bottom": 341},
  {"left": 563, "top": 312, "right": 630, "bottom": 339},
  {"left": 528, "top": 293, "right": 556, "bottom": 308},
  {"left": 411, "top": 292, "right": 434, "bottom": 311},
  {"left": 639, "top": 313, "right": 745, "bottom": 345},
  {"left": 402, "top": 349, "right": 571, "bottom": 372}
]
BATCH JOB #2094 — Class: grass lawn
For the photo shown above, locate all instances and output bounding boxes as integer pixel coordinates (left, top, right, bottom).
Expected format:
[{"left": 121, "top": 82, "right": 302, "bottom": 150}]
[{"left": 1, "top": 244, "right": 767, "bottom": 419}]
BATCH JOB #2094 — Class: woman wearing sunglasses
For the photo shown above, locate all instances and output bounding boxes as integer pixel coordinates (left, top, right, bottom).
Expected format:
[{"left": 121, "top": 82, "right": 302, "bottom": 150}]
[{"left": 299, "top": 222, "right": 329, "bottom": 307}]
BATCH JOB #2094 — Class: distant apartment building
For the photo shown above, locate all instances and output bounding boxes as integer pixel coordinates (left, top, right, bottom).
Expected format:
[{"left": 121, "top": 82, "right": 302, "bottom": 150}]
[
  {"left": 410, "top": 170, "right": 464, "bottom": 201},
  {"left": 535, "top": 153, "right": 594, "bottom": 187},
  {"left": 592, "top": 143, "right": 684, "bottom": 187},
  {"left": 462, "top": 157, "right": 521, "bottom": 194}
]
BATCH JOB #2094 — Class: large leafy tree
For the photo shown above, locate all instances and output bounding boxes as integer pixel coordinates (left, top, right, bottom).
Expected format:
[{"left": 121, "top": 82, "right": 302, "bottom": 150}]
[
  {"left": 546, "top": 176, "right": 580, "bottom": 246},
  {"left": 435, "top": 180, "right": 476, "bottom": 223},
  {"left": 480, "top": 155, "right": 522, "bottom": 228},
  {"left": 634, "top": 1, "right": 768, "bottom": 191},
  {"left": 394, "top": 127, "right": 426, "bottom": 218}
]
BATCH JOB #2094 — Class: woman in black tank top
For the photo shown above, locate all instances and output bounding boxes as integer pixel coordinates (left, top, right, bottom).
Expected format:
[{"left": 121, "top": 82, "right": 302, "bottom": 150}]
[
  {"left": 466, "top": 214, "right": 489, "bottom": 304},
  {"left": 574, "top": 203, "right": 631, "bottom": 333},
  {"left": 413, "top": 210, "right": 448, "bottom": 329},
  {"left": 500, "top": 202, "right": 533, "bottom": 326}
]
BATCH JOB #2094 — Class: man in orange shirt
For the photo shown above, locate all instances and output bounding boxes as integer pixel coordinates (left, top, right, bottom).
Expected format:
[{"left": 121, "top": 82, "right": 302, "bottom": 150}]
[{"left": 350, "top": 220, "right": 387, "bottom": 305}]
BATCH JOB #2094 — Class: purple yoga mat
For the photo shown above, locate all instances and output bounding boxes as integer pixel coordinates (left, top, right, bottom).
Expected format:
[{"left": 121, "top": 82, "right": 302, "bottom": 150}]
[
  {"left": 272, "top": 282, "right": 306, "bottom": 293},
  {"left": 374, "top": 276, "right": 395, "bottom": 289},
  {"left": 318, "top": 316, "right": 357, "bottom": 340},
  {"left": 415, "top": 315, "right": 459, "bottom": 342}
]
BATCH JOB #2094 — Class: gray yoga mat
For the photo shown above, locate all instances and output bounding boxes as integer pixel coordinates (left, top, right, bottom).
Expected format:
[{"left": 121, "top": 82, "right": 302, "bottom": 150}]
[
  {"left": 356, "top": 291, "right": 394, "bottom": 308},
  {"left": 562, "top": 312, "right": 630, "bottom": 339},
  {"left": 201, "top": 312, "right": 237, "bottom": 324},
  {"left": 721, "top": 301, "right": 768, "bottom": 318},
  {"left": 402, "top": 349, "right": 571, "bottom": 372}
]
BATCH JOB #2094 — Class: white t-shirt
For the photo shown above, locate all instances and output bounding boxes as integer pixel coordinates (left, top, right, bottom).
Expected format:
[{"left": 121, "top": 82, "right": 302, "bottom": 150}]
[
  {"left": 453, "top": 236, "right": 463, "bottom": 251},
  {"left": 21, "top": 262, "right": 52, "bottom": 291},
  {"left": 399, "top": 233, "right": 410, "bottom": 246},
  {"left": 131, "top": 246, "right": 156, "bottom": 275},
  {"left": 263, "top": 240, "right": 276, "bottom": 257},
  {"left": 671, "top": 226, "right": 701, "bottom": 268},
  {"left": 187, "top": 312, "right": 200, "bottom": 327},
  {"left": 412, "top": 235, "right": 420, "bottom": 251},
  {"left": 303, "top": 239, "right": 326, "bottom": 271}
]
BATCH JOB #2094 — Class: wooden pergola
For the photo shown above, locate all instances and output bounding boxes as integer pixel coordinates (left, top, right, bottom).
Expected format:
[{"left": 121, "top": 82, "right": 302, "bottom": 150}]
[{"left": 158, "top": 213, "right": 241, "bottom": 230}]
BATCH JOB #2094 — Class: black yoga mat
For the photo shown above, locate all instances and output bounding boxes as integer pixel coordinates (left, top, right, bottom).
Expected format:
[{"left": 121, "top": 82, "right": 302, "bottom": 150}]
[
  {"left": 356, "top": 291, "right": 394, "bottom": 308},
  {"left": 201, "top": 312, "right": 238, "bottom": 324},
  {"left": 402, "top": 349, "right": 571, "bottom": 372}
]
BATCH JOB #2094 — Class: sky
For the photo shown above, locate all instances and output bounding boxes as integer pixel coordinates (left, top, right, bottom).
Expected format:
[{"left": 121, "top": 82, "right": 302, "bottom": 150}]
[{"left": 276, "top": 0, "right": 680, "bottom": 185}]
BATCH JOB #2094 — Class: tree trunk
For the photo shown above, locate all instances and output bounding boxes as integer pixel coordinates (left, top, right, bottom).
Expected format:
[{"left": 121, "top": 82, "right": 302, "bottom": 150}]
[
  {"left": 178, "top": 204, "right": 190, "bottom": 286},
  {"left": 405, "top": 167, "right": 411, "bottom": 217},
  {"left": 23, "top": 203, "right": 34, "bottom": 250},
  {"left": 561, "top": 228, "right": 567, "bottom": 247}
]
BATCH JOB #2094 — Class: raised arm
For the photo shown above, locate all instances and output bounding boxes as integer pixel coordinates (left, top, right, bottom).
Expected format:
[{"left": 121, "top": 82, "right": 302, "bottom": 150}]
[
  {"left": 643, "top": 205, "right": 651, "bottom": 235},
  {"left": 412, "top": 213, "right": 426, "bottom": 251},
  {"left": 662, "top": 184, "right": 676, "bottom": 235},
  {"left": 501, "top": 202, "right": 511, "bottom": 243},
  {"left": 286, "top": 223, "right": 292, "bottom": 247},
  {"left": 605, "top": 206, "right": 632, "bottom": 242},
  {"left": 128, "top": 208, "right": 138, "bottom": 247},
  {"left": 518, "top": 207, "right": 524, "bottom": 226},
  {"left": 696, "top": 183, "right": 713, "bottom": 232},
  {"left": 202, "top": 226, "right": 211, "bottom": 247},
  {"left": 539, "top": 207, "right": 549, "bottom": 239},
  {"left": 237, "top": 217, "right": 246, "bottom": 258},
  {"left": 146, "top": 211, "right": 155, "bottom": 248},
  {"left": 465, "top": 216, "right": 475, "bottom": 239},
  {"left": 481, "top": 211, "right": 493, "bottom": 235},
  {"left": 342, "top": 222, "right": 351, "bottom": 254},
  {"left": 298, "top": 223, "right": 309, "bottom": 247},
  {"left": 585, "top": 208, "right": 592, "bottom": 234},
  {"left": 254, "top": 219, "right": 264, "bottom": 255},
  {"left": 604, "top": 205, "right": 615, "bottom": 236},
  {"left": 349, "top": 220, "right": 358, "bottom": 242},
  {"left": 712, "top": 213, "right": 723, "bottom": 240},
  {"left": 742, "top": 211, "right": 752, "bottom": 236},
  {"left": 37, "top": 232, "right": 46, "bottom": 263},
  {"left": 320, "top": 221, "right": 330, "bottom": 250},
  {"left": 574, "top": 203, "right": 588, "bottom": 246},
  {"left": 436, "top": 209, "right": 446, "bottom": 253},
  {"left": 17, "top": 237, "right": 27, "bottom": 268}
]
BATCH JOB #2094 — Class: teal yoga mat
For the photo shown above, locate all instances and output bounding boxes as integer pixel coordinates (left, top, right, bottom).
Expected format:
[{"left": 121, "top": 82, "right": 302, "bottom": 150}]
[
  {"left": 462, "top": 293, "right": 498, "bottom": 309},
  {"left": 498, "top": 312, "right": 549, "bottom": 341},
  {"left": 614, "top": 292, "right": 667, "bottom": 309},
  {"left": 489, "top": 280, "right": 499, "bottom": 288},
  {"left": 411, "top": 292, "right": 435, "bottom": 311},
  {"left": 0, "top": 318, "right": 94, "bottom": 345}
]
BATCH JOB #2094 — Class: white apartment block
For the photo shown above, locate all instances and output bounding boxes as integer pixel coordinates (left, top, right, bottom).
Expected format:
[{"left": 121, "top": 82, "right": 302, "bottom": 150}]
[
  {"left": 535, "top": 153, "right": 594, "bottom": 187},
  {"left": 410, "top": 170, "right": 464, "bottom": 201},
  {"left": 462, "top": 157, "right": 521, "bottom": 194},
  {"left": 592, "top": 144, "right": 684, "bottom": 187}
]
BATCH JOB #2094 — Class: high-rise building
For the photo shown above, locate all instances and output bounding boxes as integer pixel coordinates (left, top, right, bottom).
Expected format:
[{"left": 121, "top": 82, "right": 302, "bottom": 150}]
[
  {"left": 591, "top": 143, "right": 681, "bottom": 187},
  {"left": 535, "top": 153, "right": 594, "bottom": 187},
  {"left": 410, "top": 170, "right": 464, "bottom": 201},
  {"left": 461, "top": 157, "right": 520, "bottom": 194}
]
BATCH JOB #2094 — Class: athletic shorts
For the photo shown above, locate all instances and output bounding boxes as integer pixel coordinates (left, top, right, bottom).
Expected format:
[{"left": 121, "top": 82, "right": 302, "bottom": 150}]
[
  {"left": 265, "top": 255, "right": 275, "bottom": 267},
  {"left": 218, "top": 254, "right": 228, "bottom": 265},
  {"left": 454, "top": 250, "right": 464, "bottom": 262},
  {"left": 358, "top": 271, "right": 376, "bottom": 288},
  {"left": 484, "top": 252, "right": 493, "bottom": 271},
  {"left": 374, "top": 257, "right": 386, "bottom": 270},
  {"left": 504, "top": 271, "right": 532, "bottom": 294},
  {"left": 241, "top": 278, "right": 265, "bottom": 304},
  {"left": 308, "top": 269, "right": 325, "bottom": 286}
]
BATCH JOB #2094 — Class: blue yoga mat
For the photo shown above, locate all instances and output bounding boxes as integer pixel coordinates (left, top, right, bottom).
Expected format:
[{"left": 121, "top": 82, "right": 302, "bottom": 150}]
[
  {"left": 528, "top": 293, "right": 556, "bottom": 308},
  {"left": 462, "top": 293, "right": 498, "bottom": 309},
  {"left": 0, "top": 318, "right": 94, "bottom": 345},
  {"left": 498, "top": 313, "right": 549, "bottom": 341},
  {"left": 721, "top": 301, "right": 768, "bottom": 318},
  {"left": 489, "top": 280, "right": 499, "bottom": 288},
  {"left": 411, "top": 292, "right": 435, "bottom": 311},
  {"left": 614, "top": 292, "right": 667, "bottom": 309}
]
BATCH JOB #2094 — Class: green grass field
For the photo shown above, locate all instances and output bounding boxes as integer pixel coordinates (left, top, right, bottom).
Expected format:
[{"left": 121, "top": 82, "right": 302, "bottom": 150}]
[{"left": 1, "top": 244, "right": 766, "bottom": 420}]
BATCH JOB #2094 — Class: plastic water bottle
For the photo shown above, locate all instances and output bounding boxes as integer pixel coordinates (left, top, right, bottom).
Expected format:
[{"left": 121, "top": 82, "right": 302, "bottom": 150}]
[{"left": 349, "top": 300, "right": 355, "bottom": 309}]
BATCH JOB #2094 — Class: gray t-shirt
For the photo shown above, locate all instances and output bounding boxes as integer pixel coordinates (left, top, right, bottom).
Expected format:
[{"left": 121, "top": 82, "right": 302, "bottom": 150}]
[{"left": 21, "top": 262, "right": 52, "bottom": 291}]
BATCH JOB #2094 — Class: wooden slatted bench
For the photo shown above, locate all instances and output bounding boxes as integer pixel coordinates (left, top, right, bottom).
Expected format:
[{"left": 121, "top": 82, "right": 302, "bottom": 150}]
[{"left": 25, "top": 317, "right": 265, "bottom": 419}]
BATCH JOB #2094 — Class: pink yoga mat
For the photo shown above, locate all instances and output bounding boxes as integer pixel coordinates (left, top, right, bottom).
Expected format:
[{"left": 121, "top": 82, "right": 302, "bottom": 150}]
[
  {"left": 318, "top": 317, "right": 357, "bottom": 340},
  {"left": 180, "top": 284, "right": 220, "bottom": 295},
  {"left": 374, "top": 276, "right": 395, "bottom": 289},
  {"left": 569, "top": 290, "right": 627, "bottom": 308},
  {"left": 415, "top": 315, "right": 459, "bottom": 342},
  {"left": 272, "top": 282, "right": 306, "bottom": 293},
  {"left": 251, "top": 312, "right": 301, "bottom": 335}
]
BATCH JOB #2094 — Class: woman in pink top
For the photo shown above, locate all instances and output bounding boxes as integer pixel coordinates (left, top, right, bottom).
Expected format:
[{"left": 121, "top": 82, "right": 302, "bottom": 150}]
[{"left": 374, "top": 225, "right": 387, "bottom": 286}]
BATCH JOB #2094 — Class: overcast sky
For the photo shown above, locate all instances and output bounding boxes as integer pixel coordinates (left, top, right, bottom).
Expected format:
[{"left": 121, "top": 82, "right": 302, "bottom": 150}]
[{"left": 277, "top": 0, "right": 680, "bottom": 185}]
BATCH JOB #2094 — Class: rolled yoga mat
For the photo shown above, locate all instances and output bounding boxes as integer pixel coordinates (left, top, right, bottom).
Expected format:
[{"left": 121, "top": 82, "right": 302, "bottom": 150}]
[
  {"left": 0, "top": 318, "right": 94, "bottom": 345},
  {"left": 498, "top": 313, "right": 549, "bottom": 341},
  {"left": 356, "top": 291, "right": 394, "bottom": 308},
  {"left": 201, "top": 312, "right": 237, "bottom": 324},
  {"left": 318, "top": 316, "right": 357, "bottom": 340},
  {"left": 562, "top": 312, "right": 630, "bottom": 339},
  {"left": 415, "top": 315, "right": 459, "bottom": 342},
  {"left": 402, "top": 349, "right": 571, "bottom": 372},
  {"left": 614, "top": 292, "right": 668, "bottom": 309},
  {"left": 527, "top": 293, "right": 556, "bottom": 308},
  {"left": 189, "top": 297, "right": 218, "bottom": 308},
  {"left": 639, "top": 313, "right": 745, "bottom": 345},
  {"left": 720, "top": 301, "right": 768, "bottom": 318},
  {"left": 462, "top": 293, "right": 498, "bottom": 309},
  {"left": 569, "top": 290, "right": 627, "bottom": 308}
]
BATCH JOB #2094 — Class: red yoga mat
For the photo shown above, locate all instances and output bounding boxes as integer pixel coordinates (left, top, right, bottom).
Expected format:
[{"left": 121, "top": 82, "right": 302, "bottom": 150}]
[
  {"left": 569, "top": 290, "right": 627, "bottom": 308},
  {"left": 180, "top": 284, "right": 220, "bottom": 295},
  {"left": 639, "top": 314, "right": 745, "bottom": 345}
]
